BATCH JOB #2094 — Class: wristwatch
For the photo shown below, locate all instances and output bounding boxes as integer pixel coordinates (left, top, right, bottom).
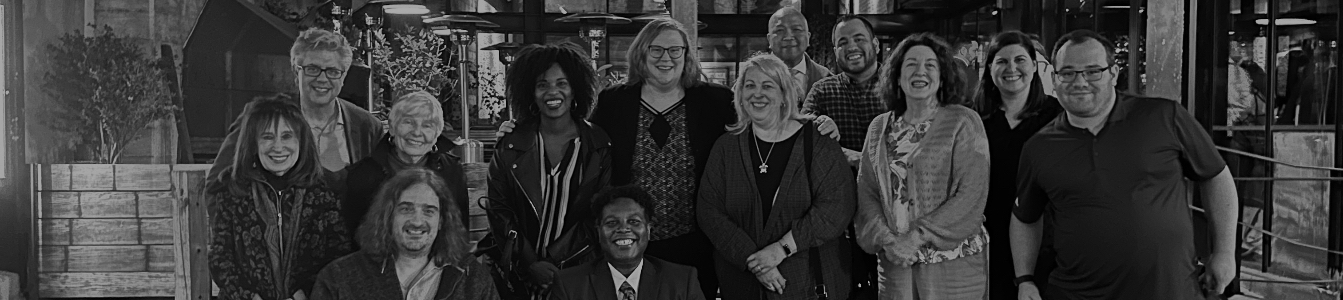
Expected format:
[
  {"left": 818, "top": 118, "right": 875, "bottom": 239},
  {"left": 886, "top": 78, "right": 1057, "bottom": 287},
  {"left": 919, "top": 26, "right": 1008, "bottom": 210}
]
[{"left": 1014, "top": 275, "right": 1035, "bottom": 287}]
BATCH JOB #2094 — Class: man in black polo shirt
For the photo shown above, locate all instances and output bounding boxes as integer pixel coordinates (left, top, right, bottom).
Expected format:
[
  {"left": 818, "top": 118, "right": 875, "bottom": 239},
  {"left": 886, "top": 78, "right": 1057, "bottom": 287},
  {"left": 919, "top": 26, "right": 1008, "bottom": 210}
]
[{"left": 1009, "top": 30, "right": 1239, "bottom": 300}]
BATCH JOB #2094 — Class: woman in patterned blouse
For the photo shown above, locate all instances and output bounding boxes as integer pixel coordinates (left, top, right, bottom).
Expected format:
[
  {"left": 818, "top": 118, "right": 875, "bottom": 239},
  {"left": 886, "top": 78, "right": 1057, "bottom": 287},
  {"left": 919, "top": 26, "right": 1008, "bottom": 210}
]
[
  {"left": 853, "top": 33, "right": 991, "bottom": 299},
  {"left": 206, "top": 95, "right": 351, "bottom": 300}
]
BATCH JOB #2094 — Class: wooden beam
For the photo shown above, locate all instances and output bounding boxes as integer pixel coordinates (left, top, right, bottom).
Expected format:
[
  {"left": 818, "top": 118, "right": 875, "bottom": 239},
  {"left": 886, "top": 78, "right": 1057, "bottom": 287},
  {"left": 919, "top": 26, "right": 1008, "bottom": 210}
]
[
  {"left": 172, "top": 165, "right": 211, "bottom": 300},
  {"left": 38, "top": 272, "right": 173, "bottom": 298}
]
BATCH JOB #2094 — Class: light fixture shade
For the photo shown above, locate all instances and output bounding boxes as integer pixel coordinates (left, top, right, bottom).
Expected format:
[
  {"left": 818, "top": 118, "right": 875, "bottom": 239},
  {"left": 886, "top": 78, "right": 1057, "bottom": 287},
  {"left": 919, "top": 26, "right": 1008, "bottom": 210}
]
[
  {"left": 1255, "top": 18, "right": 1316, "bottom": 26},
  {"left": 384, "top": 3, "right": 429, "bottom": 15},
  {"left": 555, "top": 12, "right": 631, "bottom": 25}
]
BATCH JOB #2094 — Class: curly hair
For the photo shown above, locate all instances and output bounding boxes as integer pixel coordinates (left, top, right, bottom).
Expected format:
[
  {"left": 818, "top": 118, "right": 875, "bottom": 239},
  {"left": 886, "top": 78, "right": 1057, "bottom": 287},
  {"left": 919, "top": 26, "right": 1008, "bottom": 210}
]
[
  {"left": 725, "top": 53, "right": 814, "bottom": 134},
  {"left": 506, "top": 43, "right": 597, "bottom": 124},
  {"left": 877, "top": 32, "right": 966, "bottom": 116},
  {"left": 589, "top": 185, "right": 657, "bottom": 225},
  {"left": 356, "top": 168, "right": 470, "bottom": 267},
  {"left": 624, "top": 18, "right": 704, "bottom": 89},
  {"left": 290, "top": 28, "right": 353, "bottom": 67},
  {"left": 208, "top": 94, "right": 325, "bottom": 195},
  {"left": 975, "top": 31, "right": 1051, "bottom": 119}
]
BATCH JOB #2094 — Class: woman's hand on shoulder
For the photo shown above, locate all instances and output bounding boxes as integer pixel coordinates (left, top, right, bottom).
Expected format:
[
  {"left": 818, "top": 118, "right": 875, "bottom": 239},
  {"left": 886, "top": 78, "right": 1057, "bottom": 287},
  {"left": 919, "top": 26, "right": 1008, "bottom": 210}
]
[{"left": 495, "top": 121, "right": 516, "bottom": 138}]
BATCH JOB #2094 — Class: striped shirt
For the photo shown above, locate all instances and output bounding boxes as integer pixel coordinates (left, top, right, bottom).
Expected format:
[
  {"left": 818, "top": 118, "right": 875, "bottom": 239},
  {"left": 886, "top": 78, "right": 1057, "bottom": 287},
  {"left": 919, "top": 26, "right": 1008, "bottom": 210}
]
[
  {"left": 535, "top": 135, "right": 582, "bottom": 254},
  {"left": 802, "top": 71, "right": 887, "bottom": 151}
]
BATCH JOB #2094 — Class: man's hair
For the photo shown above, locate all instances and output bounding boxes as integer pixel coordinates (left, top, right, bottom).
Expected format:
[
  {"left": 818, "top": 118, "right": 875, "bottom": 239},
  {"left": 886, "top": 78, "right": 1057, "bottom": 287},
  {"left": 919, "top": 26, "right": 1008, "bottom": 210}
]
[
  {"left": 357, "top": 168, "right": 470, "bottom": 267},
  {"left": 589, "top": 185, "right": 657, "bottom": 225},
  {"left": 1052, "top": 29, "right": 1116, "bottom": 66},
  {"left": 290, "top": 28, "right": 354, "bottom": 67},
  {"left": 506, "top": 43, "right": 597, "bottom": 124},
  {"left": 208, "top": 94, "right": 325, "bottom": 195},
  {"left": 624, "top": 19, "right": 704, "bottom": 89},
  {"left": 832, "top": 15, "right": 876, "bottom": 44},
  {"left": 877, "top": 32, "right": 967, "bottom": 115},
  {"left": 388, "top": 91, "right": 444, "bottom": 133}
]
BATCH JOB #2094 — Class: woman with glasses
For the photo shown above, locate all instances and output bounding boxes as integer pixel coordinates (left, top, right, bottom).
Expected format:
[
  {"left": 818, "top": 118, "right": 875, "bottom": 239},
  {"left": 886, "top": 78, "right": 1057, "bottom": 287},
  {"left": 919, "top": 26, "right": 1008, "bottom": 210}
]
[
  {"left": 853, "top": 33, "right": 990, "bottom": 299},
  {"left": 972, "top": 31, "right": 1062, "bottom": 300},
  {"left": 588, "top": 18, "right": 735, "bottom": 299}
]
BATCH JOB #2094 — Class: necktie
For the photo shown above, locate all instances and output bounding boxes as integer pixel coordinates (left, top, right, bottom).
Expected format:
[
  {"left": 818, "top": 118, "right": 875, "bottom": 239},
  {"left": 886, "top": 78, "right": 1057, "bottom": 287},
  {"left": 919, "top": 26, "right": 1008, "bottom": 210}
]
[{"left": 619, "top": 281, "right": 636, "bottom": 300}]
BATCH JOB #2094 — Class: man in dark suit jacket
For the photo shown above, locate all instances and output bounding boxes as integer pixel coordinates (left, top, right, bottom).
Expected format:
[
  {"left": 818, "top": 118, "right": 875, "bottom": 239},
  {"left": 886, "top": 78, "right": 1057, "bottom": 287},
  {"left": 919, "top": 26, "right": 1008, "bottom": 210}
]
[{"left": 550, "top": 185, "right": 706, "bottom": 300}]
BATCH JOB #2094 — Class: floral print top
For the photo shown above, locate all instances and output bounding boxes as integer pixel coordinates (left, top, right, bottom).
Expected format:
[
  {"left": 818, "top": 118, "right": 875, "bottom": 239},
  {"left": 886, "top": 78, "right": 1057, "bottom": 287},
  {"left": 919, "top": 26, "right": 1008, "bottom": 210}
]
[{"left": 886, "top": 115, "right": 989, "bottom": 265}]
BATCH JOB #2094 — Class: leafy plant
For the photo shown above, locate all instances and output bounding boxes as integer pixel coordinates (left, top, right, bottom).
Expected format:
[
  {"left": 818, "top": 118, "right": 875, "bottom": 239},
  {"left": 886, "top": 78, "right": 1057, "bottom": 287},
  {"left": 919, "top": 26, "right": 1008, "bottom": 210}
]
[
  {"left": 41, "top": 25, "right": 179, "bottom": 164},
  {"left": 370, "top": 28, "right": 457, "bottom": 110},
  {"left": 477, "top": 71, "right": 507, "bottom": 122}
]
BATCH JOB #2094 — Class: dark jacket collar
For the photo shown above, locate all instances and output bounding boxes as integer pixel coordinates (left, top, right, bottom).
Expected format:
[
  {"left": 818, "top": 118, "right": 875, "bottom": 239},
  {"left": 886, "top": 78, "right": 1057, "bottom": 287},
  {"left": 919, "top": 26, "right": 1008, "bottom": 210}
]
[
  {"left": 588, "top": 257, "right": 664, "bottom": 300},
  {"left": 368, "top": 133, "right": 461, "bottom": 170},
  {"left": 501, "top": 119, "right": 612, "bottom": 153}
]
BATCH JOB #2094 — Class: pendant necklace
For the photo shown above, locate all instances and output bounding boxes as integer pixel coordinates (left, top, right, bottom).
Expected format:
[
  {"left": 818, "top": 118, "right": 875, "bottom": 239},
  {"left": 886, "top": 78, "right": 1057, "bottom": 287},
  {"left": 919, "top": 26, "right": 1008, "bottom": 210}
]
[{"left": 754, "top": 131, "right": 777, "bottom": 173}]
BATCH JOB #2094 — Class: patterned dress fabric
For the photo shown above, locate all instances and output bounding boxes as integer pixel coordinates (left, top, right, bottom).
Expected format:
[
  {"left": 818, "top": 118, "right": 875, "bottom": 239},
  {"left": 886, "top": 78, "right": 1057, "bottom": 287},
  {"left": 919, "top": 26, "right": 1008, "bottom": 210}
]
[
  {"left": 633, "top": 102, "right": 698, "bottom": 240},
  {"left": 885, "top": 116, "right": 988, "bottom": 265}
]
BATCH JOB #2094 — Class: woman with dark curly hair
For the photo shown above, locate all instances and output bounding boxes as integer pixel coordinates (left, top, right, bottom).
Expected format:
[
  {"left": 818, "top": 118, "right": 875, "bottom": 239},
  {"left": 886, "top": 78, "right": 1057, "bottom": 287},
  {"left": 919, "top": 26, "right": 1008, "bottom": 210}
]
[
  {"left": 853, "top": 33, "right": 990, "bottom": 299},
  {"left": 207, "top": 94, "right": 351, "bottom": 300},
  {"left": 486, "top": 43, "right": 612, "bottom": 297}
]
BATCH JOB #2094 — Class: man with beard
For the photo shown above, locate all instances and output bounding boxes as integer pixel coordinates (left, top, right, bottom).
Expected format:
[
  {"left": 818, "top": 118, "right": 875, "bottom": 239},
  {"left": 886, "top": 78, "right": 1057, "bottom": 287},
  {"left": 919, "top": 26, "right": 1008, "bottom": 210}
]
[
  {"left": 802, "top": 15, "right": 884, "bottom": 166},
  {"left": 208, "top": 28, "right": 383, "bottom": 182},
  {"left": 550, "top": 185, "right": 705, "bottom": 300},
  {"left": 311, "top": 168, "right": 498, "bottom": 300},
  {"left": 768, "top": 6, "right": 831, "bottom": 96},
  {"left": 1010, "top": 30, "right": 1238, "bottom": 300}
]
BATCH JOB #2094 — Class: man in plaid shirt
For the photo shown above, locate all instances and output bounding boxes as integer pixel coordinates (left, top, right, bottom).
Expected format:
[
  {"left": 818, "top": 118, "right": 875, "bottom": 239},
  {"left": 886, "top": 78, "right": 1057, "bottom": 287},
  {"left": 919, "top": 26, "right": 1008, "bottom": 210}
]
[{"left": 804, "top": 15, "right": 884, "bottom": 166}]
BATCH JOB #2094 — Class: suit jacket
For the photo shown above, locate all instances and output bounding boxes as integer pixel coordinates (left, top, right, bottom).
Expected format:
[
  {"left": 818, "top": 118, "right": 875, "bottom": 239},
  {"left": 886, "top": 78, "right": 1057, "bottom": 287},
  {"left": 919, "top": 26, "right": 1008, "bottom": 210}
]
[
  {"left": 208, "top": 96, "right": 384, "bottom": 183},
  {"left": 802, "top": 56, "right": 833, "bottom": 96},
  {"left": 696, "top": 124, "right": 855, "bottom": 300},
  {"left": 549, "top": 257, "right": 705, "bottom": 300}
]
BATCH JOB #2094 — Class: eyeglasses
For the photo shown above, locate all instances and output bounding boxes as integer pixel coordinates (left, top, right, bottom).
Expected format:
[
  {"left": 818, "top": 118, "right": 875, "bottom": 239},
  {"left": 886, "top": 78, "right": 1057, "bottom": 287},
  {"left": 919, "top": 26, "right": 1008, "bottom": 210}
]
[
  {"left": 297, "top": 65, "right": 346, "bottom": 79},
  {"left": 647, "top": 46, "right": 687, "bottom": 59},
  {"left": 1054, "top": 65, "right": 1114, "bottom": 82}
]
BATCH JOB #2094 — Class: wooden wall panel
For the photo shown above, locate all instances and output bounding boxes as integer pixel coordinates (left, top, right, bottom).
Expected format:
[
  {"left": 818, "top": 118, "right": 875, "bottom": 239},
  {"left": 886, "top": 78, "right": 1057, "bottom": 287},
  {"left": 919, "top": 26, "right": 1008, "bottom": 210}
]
[
  {"left": 115, "top": 165, "right": 172, "bottom": 190},
  {"left": 40, "top": 219, "right": 70, "bottom": 246},
  {"left": 40, "top": 192, "right": 79, "bottom": 218},
  {"left": 148, "top": 245, "right": 175, "bottom": 272},
  {"left": 138, "top": 191, "right": 174, "bottom": 218},
  {"left": 39, "top": 246, "right": 66, "bottom": 272},
  {"left": 38, "top": 272, "right": 173, "bottom": 298},
  {"left": 36, "top": 164, "right": 73, "bottom": 191},
  {"left": 71, "top": 219, "right": 140, "bottom": 245},
  {"left": 80, "top": 192, "right": 138, "bottom": 218},
  {"left": 141, "top": 218, "right": 174, "bottom": 245},
  {"left": 67, "top": 246, "right": 147, "bottom": 272},
  {"left": 70, "top": 165, "right": 116, "bottom": 191}
]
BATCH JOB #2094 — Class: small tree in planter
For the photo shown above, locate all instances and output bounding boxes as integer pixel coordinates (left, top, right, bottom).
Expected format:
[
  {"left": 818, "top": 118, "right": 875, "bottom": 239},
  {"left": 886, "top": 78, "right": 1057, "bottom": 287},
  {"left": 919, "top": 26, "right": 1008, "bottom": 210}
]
[
  {"left": 369, "top": 28, "right": 457, "bottom": 129},
  {"left": 41, "top": 25, "right": 179, "bottom": 164}
]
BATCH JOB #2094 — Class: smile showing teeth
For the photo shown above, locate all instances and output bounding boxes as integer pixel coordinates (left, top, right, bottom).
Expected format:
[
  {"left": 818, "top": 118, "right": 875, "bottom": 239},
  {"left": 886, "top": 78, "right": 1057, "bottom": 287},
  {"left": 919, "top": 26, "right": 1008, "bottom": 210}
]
[
  {"left": 405, "top": 229, "right": 428, "bottom": 235},
  {"left": 751, "top": 102, "right": 768, "bottom": 108},
  {"left": 545, "top": 99, "right": 562, "bottom": 108},
  {"left": 268, "top": 155, "right": 288, "bottom": 161},
  {"left": 1003, "top": 75, "right": 1021, "bottom": 81},
  {"left": 313, "top": 87, "right": 331, "bottom": 93},
  {"left": 911, "top": 81, "right": 929, "bottom": 88},
  {"left": 655, "top": 66, "right": 674, "bottom": 71},
  {"left": 847, "top": 54, "right": 863, "bottom": 60},
  {"left": 614, "top": 239, "right": 634, "bottom": 246}
]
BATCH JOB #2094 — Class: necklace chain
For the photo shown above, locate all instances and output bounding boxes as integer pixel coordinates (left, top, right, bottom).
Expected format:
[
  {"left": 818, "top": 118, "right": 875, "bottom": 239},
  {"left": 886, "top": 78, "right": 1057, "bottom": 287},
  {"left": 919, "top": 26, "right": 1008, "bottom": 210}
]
[{"left": 754, "top": 131, "right": 778, "bottom": 174}]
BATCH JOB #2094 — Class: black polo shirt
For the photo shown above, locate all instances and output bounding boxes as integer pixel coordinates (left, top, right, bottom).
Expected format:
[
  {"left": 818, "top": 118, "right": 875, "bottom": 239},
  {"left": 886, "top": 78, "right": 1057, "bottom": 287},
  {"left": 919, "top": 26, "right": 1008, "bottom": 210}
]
[{"left": 1013, "top": 95, "right": 1225, "bottom": 300}]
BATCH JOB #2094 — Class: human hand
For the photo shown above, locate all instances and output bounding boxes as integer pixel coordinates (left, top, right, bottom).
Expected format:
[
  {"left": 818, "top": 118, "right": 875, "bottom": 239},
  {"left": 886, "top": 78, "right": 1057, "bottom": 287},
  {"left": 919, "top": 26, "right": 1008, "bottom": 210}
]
[
  {"left": 747, "top": 243, "right": 787, "bottom": 275},
  {"left": 1017, "top": 282, "right": 1042, "bottom": 300},
  {"left": 815, "top": 115, "right": 840, "bottom": 141},
  {"left": 529, "top": 261, "right": 559, "bottom": 287},
  {"left": 290, "top": 289, "right": 307, "bottom": 300},
  {"left": 883, "top": 232, "right": 922, "bottom": 265},
  {"left": 755, "top": 268, "right": 787, "bottom": 294},
  {"left": 495, "top": 121, "right": 516, "bottom": 138},
  {"left": 1201, "top": 252, "right": 1236, "bottom": 296}
]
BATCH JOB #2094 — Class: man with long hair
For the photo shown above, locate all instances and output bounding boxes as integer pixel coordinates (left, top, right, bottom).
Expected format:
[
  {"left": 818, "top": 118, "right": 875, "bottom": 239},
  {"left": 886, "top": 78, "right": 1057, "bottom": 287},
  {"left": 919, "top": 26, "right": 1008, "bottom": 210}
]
[{"left": 311, "top": 168, "right": 498, "bottom": 300}]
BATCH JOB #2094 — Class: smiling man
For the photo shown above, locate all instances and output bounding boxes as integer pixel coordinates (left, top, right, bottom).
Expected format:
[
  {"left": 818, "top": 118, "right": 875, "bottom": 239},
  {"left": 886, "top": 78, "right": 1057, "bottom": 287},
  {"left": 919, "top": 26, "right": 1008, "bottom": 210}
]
[
  {"left": 768, "top": 6, "right": 831, "bottom": 96},
  {"left": 312, "top": 168, "right": 498, "bottom": 300},
  {"left": 801, "top": 15, "right": 884, "bottom": 166},
  {"left": 208, "top": 28, "right": 384, "bottom": 183},
  {"left": 550, "top": 185, "right": 705, "bottom": 300}
]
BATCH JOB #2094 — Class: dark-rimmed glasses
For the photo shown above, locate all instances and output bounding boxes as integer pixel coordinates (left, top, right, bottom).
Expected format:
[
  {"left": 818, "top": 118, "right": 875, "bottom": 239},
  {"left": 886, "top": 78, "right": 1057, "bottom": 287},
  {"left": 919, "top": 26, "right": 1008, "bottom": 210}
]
[
  {"left": 648, "top": 46, "right": 687, "bottom": 59},
  {"left": 1054, "top": 65, "right": 1114, "bottom": 82},
  {"left": 297, "top": 65, "right": 346, "bottom": 79}
]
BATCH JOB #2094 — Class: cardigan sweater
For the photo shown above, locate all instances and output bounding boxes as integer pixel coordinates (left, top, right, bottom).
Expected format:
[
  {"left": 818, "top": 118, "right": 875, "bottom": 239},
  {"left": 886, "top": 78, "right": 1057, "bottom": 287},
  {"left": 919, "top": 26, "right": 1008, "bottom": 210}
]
[
  {"left": 697, "top": 124, "right": 856, "bottom": 300},
  {"left": 854, "top": 104, "right": 990, "bottom": 259}
]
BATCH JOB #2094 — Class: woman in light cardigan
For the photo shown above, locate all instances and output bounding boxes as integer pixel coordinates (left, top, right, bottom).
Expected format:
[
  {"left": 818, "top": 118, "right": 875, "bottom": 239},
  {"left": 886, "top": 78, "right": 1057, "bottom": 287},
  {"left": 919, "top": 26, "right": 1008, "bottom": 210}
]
[{"left": 854, "top": 33, "right": 991, "bottom": 299}]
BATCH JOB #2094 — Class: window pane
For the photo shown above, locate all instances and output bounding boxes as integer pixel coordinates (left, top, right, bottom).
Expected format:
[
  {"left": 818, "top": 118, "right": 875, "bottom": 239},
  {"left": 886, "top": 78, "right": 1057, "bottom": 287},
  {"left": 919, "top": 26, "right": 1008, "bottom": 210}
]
[{"left": 700, "top": 36, "right": 738, "bottom": 85}]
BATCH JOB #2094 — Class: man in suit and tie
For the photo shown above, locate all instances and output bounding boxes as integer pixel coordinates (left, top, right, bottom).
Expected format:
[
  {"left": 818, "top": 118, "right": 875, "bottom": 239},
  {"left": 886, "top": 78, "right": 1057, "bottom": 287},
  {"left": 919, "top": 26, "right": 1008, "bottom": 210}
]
[{"left": 550, "top": 185, "right": 706, "bottom": 300}]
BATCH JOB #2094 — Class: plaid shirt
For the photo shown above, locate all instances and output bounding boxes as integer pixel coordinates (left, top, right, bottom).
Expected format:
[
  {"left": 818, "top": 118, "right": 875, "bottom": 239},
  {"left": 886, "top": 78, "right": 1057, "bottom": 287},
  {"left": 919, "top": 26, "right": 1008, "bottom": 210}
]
[{"left": 803, "top": 71, "right": 886, "bottom": 151}]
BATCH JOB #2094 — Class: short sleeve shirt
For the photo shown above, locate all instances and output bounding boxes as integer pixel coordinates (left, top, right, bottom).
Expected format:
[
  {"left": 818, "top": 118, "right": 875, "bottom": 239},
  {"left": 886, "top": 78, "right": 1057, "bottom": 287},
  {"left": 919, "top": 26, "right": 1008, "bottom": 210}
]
[{"left": 1012, "top": 95, "right": 1225, "bottom": 299}]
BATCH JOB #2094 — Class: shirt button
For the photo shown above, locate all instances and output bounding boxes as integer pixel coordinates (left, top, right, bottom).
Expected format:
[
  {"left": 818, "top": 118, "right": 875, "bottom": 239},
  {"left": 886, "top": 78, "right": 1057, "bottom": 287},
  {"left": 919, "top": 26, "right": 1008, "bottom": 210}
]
[
  {"left": 508, "top": 144, "right": 513, "bottom": 149},
  {"left": 512, "top": 164, "right": 517, "bottom": 169}
]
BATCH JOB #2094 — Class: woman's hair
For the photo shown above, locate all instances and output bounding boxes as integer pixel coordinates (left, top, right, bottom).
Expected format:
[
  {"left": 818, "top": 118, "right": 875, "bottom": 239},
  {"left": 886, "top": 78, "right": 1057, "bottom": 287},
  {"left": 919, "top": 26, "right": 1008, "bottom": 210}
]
[
  {"left": 356, "top": 168, "right": 469, "bottom": 267},
  {"left": 877, "top": 33, "right": 966, "bottom": 116},
  {"left": 726, "top": 53, "right": 813, "bottom": 134},
  {"left": 623, "top": 18, "right": 704, "bottom": 89},
  {"left": 208, "top": 94, "right": 324, "bottom": 195},
  {"left": 975, "top": 31, "right": 1050, "bottom": 119},
  {"left": 290, "top": 28, "right": 353, "bottom": 67},
  {"left": 388, "top": 90, "right": 444, "bottom": 132},
  {"left": 506, "top": 43, "right": 597, "bottom": 124}
]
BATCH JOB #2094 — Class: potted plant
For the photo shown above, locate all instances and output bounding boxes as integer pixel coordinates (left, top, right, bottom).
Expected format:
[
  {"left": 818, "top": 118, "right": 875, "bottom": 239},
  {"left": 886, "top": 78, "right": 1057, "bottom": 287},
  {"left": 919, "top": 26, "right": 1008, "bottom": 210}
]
[
  {"left": 369, "top": 28, "right": 458, "bottom": 130},
  {"left": 41, "top": 25, "right": 179, "bottom": 164}
]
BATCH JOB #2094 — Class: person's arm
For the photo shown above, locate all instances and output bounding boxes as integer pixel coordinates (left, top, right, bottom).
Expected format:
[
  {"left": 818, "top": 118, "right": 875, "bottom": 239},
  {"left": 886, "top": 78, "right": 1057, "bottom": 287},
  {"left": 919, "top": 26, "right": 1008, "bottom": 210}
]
[
  {"left": 910, "top": 113, "right": 991, "bottom": 249},
  {"left": 207, "top": 194, "right": 255, "bottom": 300},
  {"left": 1009, "top": 213, "right": 1044, "bottom": 299},
  {"left": 784, "top": 128, "right": 857, "bottom": 250},
  {"left": 1200, "top": 167, "right": 1239, "bottom": 293},
  {"left": 853, "top": 116, "right": 896, "bottom": 255},
  {"left": 696, "top": 138, "right": 761, "bottom": 271},
  {"left": 1011, "top": 138, "right": 1051, "bottom": 299}
]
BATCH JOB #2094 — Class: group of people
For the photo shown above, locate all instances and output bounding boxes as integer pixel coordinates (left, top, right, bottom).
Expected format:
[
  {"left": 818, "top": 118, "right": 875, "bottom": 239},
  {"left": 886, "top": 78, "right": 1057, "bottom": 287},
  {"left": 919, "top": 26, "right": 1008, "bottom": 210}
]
[{"left": 206, "top": 6, "right": 1242, "bottom": 300}]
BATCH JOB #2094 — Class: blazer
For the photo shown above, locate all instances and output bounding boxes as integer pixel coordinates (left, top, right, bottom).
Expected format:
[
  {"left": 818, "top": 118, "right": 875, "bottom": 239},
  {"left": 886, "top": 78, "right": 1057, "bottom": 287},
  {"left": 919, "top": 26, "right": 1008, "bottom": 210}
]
[
  {"left": 549, "top": 257, "right": 706, "bottom": 300},
  {"left": 854, "top": 105, "right": 990, "bottom": 258},
  {"left": 801, "top": 56, "right": 833, "bottom": 96},
  {"left": 696, "top": 124, "right": 856, "bottom": 300},
  {"left": 208, "top": 96, "right": 384, "bottom": 183},
  {"left": 589, "top": 82, "right": 735, "bottom": 187}
]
